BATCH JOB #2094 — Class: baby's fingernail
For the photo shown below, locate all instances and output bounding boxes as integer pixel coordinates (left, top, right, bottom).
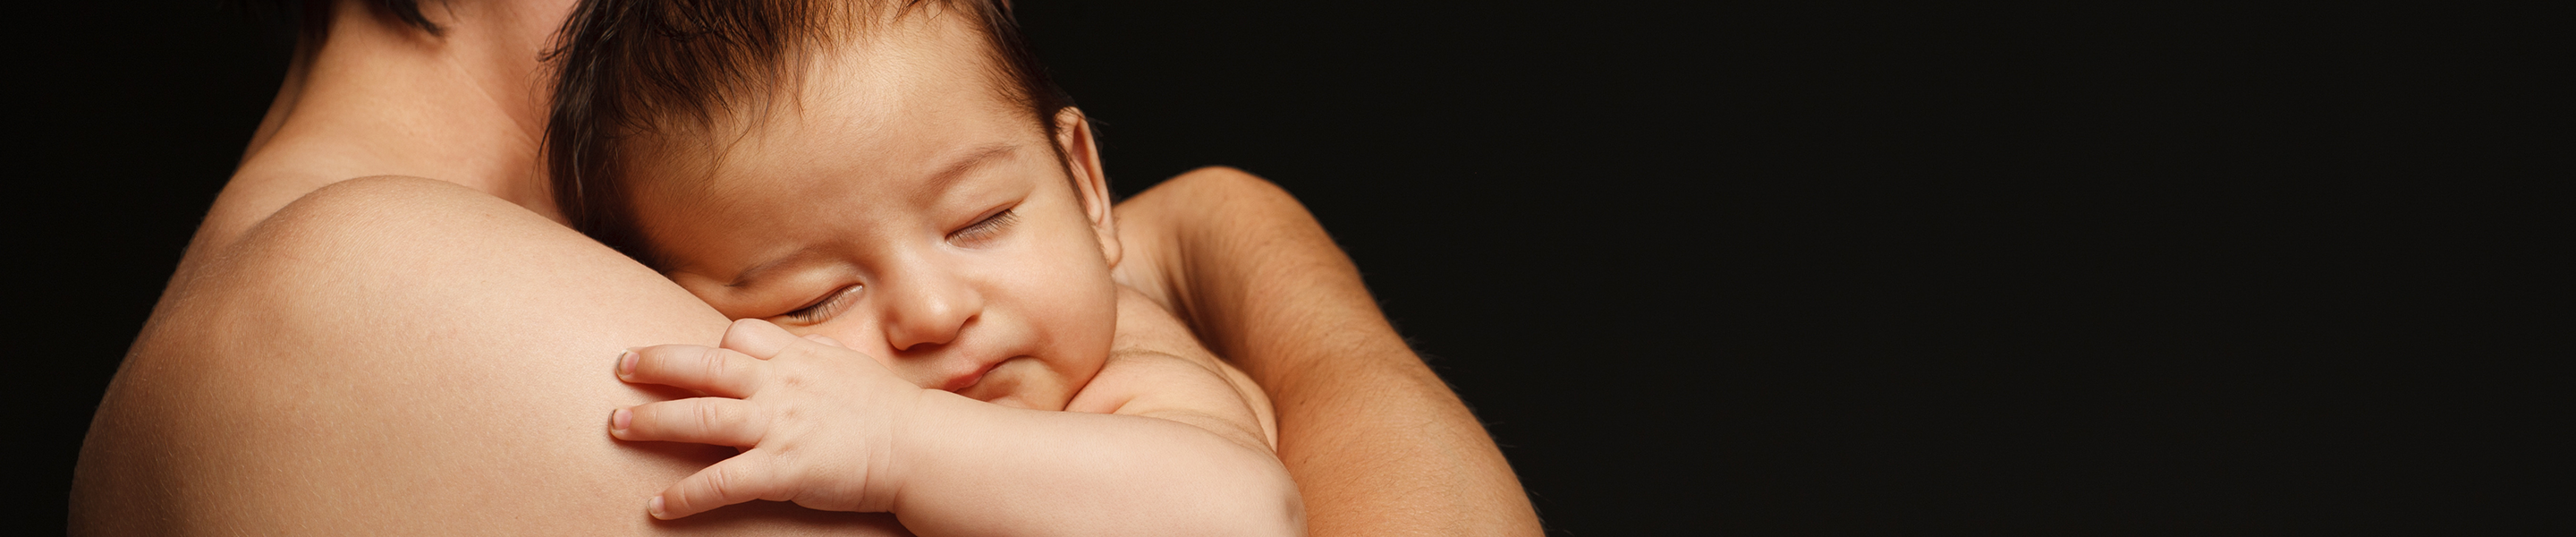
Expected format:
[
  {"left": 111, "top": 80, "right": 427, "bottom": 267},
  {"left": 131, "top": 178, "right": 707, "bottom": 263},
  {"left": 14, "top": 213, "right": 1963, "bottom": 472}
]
[
  {"left": 612, "top": 408, "right": 632, "bottom": 431},
  {"left": 618, "top": 349, "right": 639, "bottom": 378},
  {"left": 648, "top": 495, "right": 669, "bottom": 519}
]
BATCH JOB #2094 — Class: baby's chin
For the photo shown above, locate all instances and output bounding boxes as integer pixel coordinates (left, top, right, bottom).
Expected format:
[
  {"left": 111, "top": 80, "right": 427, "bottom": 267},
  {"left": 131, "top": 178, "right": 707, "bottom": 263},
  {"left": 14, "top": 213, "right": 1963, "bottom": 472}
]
[{"left": 953, "top": 356, "right": 1073, "bottom": 411}]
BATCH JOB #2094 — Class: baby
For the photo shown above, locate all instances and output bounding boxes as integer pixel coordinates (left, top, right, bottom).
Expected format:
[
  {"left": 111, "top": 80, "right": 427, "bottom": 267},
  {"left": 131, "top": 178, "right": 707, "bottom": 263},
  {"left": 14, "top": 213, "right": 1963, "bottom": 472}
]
[{"left": 543, "top": 1, "right": 1301, "bottom": 535}]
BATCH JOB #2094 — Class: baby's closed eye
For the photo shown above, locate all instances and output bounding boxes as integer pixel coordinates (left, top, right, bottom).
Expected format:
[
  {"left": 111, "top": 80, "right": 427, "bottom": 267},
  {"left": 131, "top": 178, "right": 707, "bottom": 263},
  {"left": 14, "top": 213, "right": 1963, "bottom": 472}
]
[
  {"left": 946, "top": 208, "right": 1019, "bottom": 246},
  {"left": 782, "top": 284, "right": 863, "bottom": 323}
]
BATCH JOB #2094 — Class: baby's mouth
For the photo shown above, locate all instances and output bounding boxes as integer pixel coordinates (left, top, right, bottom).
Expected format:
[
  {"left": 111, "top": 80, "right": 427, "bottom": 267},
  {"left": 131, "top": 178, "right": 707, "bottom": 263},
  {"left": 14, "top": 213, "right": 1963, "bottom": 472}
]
[
  {"left": 951, "top": 356, "right": 1053, "bottom": 410},
  {"left": 941, "top": 356, "right": 1013, "bottom": 393}
]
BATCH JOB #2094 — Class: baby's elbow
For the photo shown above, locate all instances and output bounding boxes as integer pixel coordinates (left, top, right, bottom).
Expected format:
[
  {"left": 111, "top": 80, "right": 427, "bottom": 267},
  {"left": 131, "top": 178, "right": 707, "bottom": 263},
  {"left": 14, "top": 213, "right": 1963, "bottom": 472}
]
[
  {"left": 1267, "top": 476, "right": 1309, "bottom": 537},
  {"left": 1163, "top": 430, "right": 1305, "bottom": 537},
  {"left": 1226, "top": 450, "right": 1308, "bottom": 537}
]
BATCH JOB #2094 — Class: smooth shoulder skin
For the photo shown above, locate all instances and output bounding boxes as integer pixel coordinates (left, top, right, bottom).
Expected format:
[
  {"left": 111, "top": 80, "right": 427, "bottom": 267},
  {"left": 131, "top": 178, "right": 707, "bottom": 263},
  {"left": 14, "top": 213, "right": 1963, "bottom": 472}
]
[
  {"left": 1075, "top": 286, "right": 1278, "bottom": 451},
  {"left": 72, "top": 177, "right": 907, "bottom": 535},
  {"left": 1114, "top": 167, "right": 1547, "bottom": 537}
]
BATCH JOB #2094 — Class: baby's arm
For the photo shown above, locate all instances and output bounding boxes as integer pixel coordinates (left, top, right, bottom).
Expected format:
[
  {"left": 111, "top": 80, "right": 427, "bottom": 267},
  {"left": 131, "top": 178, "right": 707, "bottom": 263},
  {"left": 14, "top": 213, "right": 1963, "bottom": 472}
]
[{"left": 612, "top": 318, "right": 1302, "bottom": 537}]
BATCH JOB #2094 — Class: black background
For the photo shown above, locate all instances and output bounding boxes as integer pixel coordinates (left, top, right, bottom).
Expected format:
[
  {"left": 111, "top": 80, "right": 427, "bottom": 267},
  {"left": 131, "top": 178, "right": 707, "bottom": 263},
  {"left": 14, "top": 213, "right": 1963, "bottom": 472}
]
[{"left": 10, "top": 2, "right": 2563, "bottom": 534}]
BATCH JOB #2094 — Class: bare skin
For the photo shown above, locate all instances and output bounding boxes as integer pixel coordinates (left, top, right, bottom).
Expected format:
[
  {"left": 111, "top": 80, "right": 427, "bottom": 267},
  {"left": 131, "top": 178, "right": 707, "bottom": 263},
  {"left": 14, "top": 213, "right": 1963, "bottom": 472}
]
[
  {"left": 1113, "top": 170, "right": 1543, "bottom": 536},
  {"left": 597, "top": 21, "right": 1303, "bottom": 529},
  {"left": 71, "top": 0, "right": 1542, "bottom": 535}
]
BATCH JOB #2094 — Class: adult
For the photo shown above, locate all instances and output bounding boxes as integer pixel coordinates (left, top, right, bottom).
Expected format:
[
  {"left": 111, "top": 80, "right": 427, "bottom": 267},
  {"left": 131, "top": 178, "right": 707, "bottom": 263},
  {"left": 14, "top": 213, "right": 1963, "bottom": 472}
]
[{"left": 70, "top": 0, "right": 1540, "bottom": 534}]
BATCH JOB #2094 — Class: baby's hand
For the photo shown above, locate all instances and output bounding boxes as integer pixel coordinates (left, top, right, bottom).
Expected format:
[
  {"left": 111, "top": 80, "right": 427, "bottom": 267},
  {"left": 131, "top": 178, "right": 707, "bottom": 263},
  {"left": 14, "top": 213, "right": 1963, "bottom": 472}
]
[{"left": 611, "top": 319, "right": 927, "bottom": 519}]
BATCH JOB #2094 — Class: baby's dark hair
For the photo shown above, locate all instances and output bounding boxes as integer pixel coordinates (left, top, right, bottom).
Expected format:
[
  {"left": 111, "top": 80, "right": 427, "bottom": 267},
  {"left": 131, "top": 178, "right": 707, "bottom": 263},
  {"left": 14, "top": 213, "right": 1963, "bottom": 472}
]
[{"left": 542, "top": 0, "right": 1073, "bottom": 268}]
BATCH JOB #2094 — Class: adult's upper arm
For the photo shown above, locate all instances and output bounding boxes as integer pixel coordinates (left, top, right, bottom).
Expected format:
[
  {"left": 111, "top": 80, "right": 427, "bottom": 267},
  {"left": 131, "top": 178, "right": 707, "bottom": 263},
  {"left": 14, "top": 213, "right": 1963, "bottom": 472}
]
[
  {"left": 1114, "top": 168, "right": 1546, "bottom": 536},
  {"left": 72, "top": 177, "right": 907, "bottom": 535}
]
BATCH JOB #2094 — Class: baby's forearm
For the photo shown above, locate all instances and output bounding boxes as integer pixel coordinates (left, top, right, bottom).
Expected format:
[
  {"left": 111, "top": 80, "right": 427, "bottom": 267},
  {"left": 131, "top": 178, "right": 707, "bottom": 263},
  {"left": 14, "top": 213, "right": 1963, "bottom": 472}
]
[{"left": 885, "top": 390, "right": 1303, "bottom": 537}]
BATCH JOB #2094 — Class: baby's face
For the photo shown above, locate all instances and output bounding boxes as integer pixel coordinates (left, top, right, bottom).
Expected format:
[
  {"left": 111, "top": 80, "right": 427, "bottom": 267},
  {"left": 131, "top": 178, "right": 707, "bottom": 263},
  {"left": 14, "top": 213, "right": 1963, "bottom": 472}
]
[{"left": 625, "top": 13, "right": 1119, "bottom": 411}]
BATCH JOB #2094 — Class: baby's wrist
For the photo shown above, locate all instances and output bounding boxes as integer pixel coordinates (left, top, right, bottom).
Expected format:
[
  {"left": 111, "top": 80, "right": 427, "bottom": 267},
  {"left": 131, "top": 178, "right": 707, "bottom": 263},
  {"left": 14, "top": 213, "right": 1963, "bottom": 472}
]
[{"left": 868, "top": 386, "right": 950, "bottom": 514}]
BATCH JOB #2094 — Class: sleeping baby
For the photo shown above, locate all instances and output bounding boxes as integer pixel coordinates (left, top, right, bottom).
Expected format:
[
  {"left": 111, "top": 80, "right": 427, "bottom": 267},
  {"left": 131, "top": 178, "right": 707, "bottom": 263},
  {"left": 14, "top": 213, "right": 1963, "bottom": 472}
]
[{"left": 545, "top": 1, "right": 1301, "bottom": 535}]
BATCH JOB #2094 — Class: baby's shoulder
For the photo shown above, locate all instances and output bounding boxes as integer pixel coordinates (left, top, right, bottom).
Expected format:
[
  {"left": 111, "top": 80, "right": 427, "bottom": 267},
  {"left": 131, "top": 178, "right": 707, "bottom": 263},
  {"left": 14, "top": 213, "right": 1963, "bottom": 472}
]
[
  {"left": 1082, "top": 348, "right": 1246, "bottom": 408},
  {"left": 1072, "top": 349, "right": 1278, "bottom": 451}
]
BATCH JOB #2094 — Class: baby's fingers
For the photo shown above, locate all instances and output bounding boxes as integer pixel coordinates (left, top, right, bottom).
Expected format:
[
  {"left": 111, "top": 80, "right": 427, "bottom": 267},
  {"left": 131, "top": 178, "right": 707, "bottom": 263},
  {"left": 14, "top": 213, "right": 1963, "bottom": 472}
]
[
  {"left": 618, "top": 345, "right": 763, "bottom": 397},
  {"left": 611, "top": 397, "right": 767, "bottom": 448},
  {"left": 650, "top": 452, "right": 784, "bottom": 519}
]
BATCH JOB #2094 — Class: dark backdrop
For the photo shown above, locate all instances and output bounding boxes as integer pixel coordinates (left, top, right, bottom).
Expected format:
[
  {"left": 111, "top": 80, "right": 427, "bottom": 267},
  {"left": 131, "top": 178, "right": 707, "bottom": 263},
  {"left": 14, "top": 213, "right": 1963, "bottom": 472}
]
[{"left": 10, "top": 2, "right": 2561, "bottom": 534}]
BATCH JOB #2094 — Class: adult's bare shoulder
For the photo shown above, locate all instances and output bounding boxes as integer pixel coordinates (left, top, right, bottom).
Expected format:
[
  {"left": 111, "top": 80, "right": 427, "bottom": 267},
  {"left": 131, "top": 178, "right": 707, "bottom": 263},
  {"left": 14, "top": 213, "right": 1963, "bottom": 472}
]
[{"left": 73, "top": 177, "right": 906, "bottom": 535}]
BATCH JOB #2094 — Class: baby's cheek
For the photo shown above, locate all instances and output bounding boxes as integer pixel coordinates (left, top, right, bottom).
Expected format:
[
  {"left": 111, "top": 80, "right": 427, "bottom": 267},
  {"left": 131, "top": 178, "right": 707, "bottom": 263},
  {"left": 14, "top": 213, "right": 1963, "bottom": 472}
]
[
  {"left": 1063, "top": 296, "right": 1120, "bottom": 383},
  {"left": 788, "top": 323, "right": 928, "bottom": 386}
]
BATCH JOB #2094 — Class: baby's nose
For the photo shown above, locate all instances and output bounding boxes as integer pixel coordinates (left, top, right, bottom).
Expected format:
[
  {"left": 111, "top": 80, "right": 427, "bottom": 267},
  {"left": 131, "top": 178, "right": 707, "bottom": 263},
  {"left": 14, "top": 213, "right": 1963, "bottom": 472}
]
[{"left": 877, "top": 272, "right": 979, "bottom": 352}]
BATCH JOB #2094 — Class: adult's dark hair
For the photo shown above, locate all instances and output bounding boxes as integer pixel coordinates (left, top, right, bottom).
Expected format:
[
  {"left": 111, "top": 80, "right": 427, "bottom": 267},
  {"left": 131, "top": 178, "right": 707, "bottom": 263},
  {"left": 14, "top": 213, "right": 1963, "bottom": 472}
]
[
  {"left": 543, "top": 0, "right": 1074, "bottom": 268},
  {"left": 240, "top": 0, "right": 445, "bottom": 44}
]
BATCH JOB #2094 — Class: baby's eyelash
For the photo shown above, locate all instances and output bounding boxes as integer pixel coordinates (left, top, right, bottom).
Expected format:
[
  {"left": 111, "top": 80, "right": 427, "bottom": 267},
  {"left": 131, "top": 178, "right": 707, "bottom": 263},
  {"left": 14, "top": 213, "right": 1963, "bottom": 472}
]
[
  {"left": 783, "top": 285, "right": 860, "bottom": 323},
  {"left": 951, "top": 209, "right": 1019, "bottom": 243}
]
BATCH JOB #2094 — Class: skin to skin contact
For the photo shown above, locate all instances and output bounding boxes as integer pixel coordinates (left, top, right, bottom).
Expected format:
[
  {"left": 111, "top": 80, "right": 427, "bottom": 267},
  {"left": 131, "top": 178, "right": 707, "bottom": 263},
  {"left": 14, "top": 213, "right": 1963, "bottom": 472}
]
[
  {"left": 69, "top": 1, "right": 1542, "bottom": 535},
  {"left": 596, "top": 16, "right": 1304, "bottom": 530}
]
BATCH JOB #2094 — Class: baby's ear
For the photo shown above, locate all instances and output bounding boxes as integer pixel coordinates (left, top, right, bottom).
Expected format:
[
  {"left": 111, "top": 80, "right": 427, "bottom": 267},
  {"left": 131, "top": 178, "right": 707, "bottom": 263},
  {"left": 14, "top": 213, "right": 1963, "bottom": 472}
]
[{"left": 1055, "top": 107, "right": 1120, "bottom": 268}]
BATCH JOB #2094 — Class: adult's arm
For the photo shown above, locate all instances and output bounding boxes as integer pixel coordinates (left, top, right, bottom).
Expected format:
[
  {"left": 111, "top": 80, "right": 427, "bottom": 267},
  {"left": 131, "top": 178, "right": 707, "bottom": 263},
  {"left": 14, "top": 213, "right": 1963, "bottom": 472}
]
[
  {"left": 1113, "top": 167, "right": 1546, "bottom": 536},
  {"left": 72, "top": 177, "right": 906, "bottom": 535}
]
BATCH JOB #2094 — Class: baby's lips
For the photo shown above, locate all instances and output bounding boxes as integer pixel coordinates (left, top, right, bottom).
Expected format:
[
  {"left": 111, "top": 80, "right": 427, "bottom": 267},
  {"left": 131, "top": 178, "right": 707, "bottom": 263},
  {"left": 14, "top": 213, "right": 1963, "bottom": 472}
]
[{"left": 940, "top": 357, "right": 1006, "bottom": 392}]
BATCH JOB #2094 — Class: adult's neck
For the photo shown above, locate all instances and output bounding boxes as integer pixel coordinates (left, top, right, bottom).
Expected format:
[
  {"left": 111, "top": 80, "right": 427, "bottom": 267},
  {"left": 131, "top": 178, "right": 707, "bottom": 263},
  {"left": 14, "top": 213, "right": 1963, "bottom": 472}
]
[{"left": 230, "top": 1, "right": 571, "bottom": 228}]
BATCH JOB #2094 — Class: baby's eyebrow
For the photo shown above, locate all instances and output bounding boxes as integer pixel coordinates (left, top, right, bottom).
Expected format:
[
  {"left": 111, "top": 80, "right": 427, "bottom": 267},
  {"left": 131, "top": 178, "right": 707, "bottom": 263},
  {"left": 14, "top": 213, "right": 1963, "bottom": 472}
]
[
  {"left": 726, "top": 246, "right": 819, "bottom": 288},
  {"left": 724, "top": 144, "right": 1017, "bottom": 287},
  {"left": 912, "top": 143, "right": 1020, "bottom": 200}
]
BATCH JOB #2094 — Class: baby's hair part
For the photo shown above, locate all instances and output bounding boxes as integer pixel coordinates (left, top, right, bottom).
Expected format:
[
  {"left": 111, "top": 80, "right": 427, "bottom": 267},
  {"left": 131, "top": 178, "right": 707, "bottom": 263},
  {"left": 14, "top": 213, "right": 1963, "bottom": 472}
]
[{"left": 542, "top": 0, "right": 1074, "bottom": 268}]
